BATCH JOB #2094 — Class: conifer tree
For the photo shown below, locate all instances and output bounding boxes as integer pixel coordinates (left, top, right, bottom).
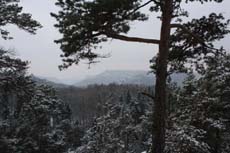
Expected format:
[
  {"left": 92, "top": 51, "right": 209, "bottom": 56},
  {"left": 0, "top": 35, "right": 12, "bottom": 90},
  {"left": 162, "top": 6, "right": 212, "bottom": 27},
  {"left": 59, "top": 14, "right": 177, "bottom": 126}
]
[
  {"left": 52, "top": 0, "right": 229, "bottom": 152},
  {"left": 0, "top": 49, "right": 32, "bottom": 120},
  {"left": 0, "top": 0, "right": 41, "bottom": 40},
  {"left": 16, "top": 85, "right": 73, "bottom": 153},
  {"left": 166, "top": 51, "right": 230, "bottom": 153},
  {"left": 77, "top": 94, "right": 152, "bottom": 153},
  {"left": 0, "top": 49, "right": 81, "bottom": 153}
]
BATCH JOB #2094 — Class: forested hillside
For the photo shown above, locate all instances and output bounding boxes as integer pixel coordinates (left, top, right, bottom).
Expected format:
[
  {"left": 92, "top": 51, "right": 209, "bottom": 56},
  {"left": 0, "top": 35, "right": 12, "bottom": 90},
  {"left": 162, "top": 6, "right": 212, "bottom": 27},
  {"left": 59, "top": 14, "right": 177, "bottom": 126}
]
[
  {"left": 72, "top": 51, "right": 230, "bottom": 153},
  {"left": 56, "top": 84, "right": 153, "bottom": 128},
  {"left": 1, "top": 48, "right": 230, "bottom": 153}
]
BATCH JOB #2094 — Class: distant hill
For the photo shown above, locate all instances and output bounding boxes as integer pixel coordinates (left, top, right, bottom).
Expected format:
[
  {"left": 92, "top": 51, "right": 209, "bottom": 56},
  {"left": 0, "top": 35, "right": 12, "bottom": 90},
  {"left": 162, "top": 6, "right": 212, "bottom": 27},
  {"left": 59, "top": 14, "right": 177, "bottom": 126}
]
[
  {"left": 74, "top": 70, "right": 187, "bottom": 87},
  {"left": 31, "top": 75, "right": 68, "bottom": 88}
]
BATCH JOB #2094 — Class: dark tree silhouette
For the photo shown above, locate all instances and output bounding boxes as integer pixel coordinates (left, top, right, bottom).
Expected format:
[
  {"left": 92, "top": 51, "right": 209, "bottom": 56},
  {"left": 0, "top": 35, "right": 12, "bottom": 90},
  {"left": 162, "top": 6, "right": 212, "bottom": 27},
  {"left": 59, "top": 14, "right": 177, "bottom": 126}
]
[
  {"left": 51, "top": 0, "right": 229, "bottom": 152},
  {"left": 0, "top": 0, "right": 41, "bottom": 40}
]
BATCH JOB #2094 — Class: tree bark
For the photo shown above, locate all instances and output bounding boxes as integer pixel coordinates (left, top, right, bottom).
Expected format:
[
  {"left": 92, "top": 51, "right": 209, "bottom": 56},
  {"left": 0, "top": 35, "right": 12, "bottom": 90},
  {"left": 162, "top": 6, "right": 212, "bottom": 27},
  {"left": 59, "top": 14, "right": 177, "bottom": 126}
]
[{"left": 152, "top": 1, "right": 173, "bottom": 153}]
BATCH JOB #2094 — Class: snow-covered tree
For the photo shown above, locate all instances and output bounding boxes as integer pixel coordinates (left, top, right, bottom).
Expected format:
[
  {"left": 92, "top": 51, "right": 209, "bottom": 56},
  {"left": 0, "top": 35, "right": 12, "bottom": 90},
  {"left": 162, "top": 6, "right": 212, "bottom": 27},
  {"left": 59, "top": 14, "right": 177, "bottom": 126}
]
[
  {"left": 0, "top": 49, "right": 81, "bottom": 153},
  {"left": 165, "top": 52, "right": 230, "bottom": 153},
  {"left": 14, "top": 85, "right": 73, "bottom": 153},
  {"left": 0, "top": 49, "right": 34, "bottom": 152},
  {"left": 77, "top": 92, "right": 152, "bottom": 153},
  {"left": 0, "top": 49, "right": 33, "bottom": 120}
]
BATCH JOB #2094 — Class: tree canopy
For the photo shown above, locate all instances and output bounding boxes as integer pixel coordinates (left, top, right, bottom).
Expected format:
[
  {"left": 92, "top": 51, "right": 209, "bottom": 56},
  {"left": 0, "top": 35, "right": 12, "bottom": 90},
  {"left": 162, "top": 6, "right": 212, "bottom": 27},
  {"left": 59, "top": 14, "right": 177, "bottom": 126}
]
[
  {"left": 0, "top": 49, "right": 82, "bottom": 153},
  {"left": 0, "top": 0, "right": 41, "bottom": 40},
  {"left": 52, "top": 0, "right": 228, "bottom": 69}
]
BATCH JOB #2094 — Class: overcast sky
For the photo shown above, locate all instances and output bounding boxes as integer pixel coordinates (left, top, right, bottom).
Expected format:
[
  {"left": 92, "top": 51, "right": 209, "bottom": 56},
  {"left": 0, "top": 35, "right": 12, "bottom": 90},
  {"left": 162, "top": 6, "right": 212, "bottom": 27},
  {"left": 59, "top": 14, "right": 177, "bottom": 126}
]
[{"left": 0, "top": 0, "right": 230, "bottom": 84}]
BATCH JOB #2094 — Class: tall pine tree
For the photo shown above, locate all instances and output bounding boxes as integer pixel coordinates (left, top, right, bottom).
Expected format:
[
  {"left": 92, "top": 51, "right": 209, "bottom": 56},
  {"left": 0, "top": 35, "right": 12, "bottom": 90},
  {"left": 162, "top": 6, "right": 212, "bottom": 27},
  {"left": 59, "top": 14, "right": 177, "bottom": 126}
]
[{"left": 51, "top": 1, "right": 229, "bottom": 152}]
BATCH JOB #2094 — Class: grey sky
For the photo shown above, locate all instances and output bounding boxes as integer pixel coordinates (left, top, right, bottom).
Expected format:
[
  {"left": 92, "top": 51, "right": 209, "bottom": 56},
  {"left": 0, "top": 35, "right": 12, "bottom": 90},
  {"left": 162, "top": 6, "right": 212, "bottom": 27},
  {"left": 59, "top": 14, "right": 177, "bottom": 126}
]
[{"left": 0, "top": 0, "right": 230, "bottom": 84}]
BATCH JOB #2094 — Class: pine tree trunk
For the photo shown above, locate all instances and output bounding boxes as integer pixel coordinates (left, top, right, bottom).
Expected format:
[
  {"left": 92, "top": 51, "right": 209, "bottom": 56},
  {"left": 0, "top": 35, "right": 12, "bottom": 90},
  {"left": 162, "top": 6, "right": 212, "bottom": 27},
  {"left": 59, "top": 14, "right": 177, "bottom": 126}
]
[{"left": 152, "top": 1, "right": 173, "bottom": 153}]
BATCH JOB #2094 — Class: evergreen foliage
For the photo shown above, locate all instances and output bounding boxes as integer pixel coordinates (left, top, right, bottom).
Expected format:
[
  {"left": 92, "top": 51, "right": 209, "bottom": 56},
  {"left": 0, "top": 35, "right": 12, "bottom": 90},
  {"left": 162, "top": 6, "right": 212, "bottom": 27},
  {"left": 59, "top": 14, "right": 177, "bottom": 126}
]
[
  {"left": 77, "top": 91, "right": 152, "bottom": 153},
  {"left": 0, "top": 49, "right": 82, "bottom": 153},
  {"left": 51, "top": 0, "right": 149, "bottom": 69},
  {"left": 0, "top": 49, "right": 32, "bottom": 120},
  {"left": 166, "top": 51, "right": 230, "bottom": 153},
  {"left": 0, "top": 0, "right": 41, "bottom": 40}
]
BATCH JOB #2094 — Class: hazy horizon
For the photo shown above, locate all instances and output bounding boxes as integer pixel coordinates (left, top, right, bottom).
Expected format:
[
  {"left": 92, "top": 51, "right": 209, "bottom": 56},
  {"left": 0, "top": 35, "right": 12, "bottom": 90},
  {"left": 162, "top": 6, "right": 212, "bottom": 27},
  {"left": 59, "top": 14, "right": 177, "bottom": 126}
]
[
  {"left": 1, "top": 0, "right": 230, "bottom": 83},
  {"left": 36, "top": 69, "right": 152, "bottom": 85}
]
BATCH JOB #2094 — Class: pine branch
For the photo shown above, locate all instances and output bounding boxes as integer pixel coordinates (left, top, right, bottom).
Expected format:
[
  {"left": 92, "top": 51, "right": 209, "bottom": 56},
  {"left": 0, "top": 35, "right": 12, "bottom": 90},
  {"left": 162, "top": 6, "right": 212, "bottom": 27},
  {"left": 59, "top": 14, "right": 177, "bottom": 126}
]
[
  {"left": 125, "top": 0, "right": 154, "bottom": 18},
  {"left": 89, "top": 32, "right": 160, "bottom": 44},
  {"left": 170, "top": 23, "right": 220, "bottom": 51},
  {"left": 171, "top": 24, "right": 205, "bottom": 44},
  {"left": 104, "top": 32, "right": 160, "bottom": 44}
]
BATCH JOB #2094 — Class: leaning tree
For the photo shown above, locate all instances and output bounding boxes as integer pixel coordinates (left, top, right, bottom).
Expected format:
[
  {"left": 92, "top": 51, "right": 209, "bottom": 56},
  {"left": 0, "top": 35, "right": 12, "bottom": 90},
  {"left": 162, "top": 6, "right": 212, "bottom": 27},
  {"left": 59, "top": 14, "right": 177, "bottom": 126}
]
[{"left": 51, "top": 0, "right": 229, "bottom": 152}]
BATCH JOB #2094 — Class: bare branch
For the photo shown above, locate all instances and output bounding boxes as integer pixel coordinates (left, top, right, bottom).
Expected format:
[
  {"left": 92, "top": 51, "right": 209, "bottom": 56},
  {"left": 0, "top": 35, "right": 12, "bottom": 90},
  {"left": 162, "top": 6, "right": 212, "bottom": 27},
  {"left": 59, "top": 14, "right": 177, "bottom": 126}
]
[
  {"left": 104, "top": 32, "right": 160, "bottom": 44},
  {"left": 140, "top": 92, "right": 155, "bottom": 100}
]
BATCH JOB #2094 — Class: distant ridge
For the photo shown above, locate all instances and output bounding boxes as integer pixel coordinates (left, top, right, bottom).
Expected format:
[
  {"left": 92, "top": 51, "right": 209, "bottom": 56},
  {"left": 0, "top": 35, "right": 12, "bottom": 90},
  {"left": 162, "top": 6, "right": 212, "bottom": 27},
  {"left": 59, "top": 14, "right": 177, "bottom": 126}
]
[
  {"left": 73, "top": 70, "right": 186, "bottom": 87},
  {"left": 32, "top": 70, "right": 187, "bottom": 88},
  {"left": 31, "top": 75, "right": 68, "bottom": 88}
]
